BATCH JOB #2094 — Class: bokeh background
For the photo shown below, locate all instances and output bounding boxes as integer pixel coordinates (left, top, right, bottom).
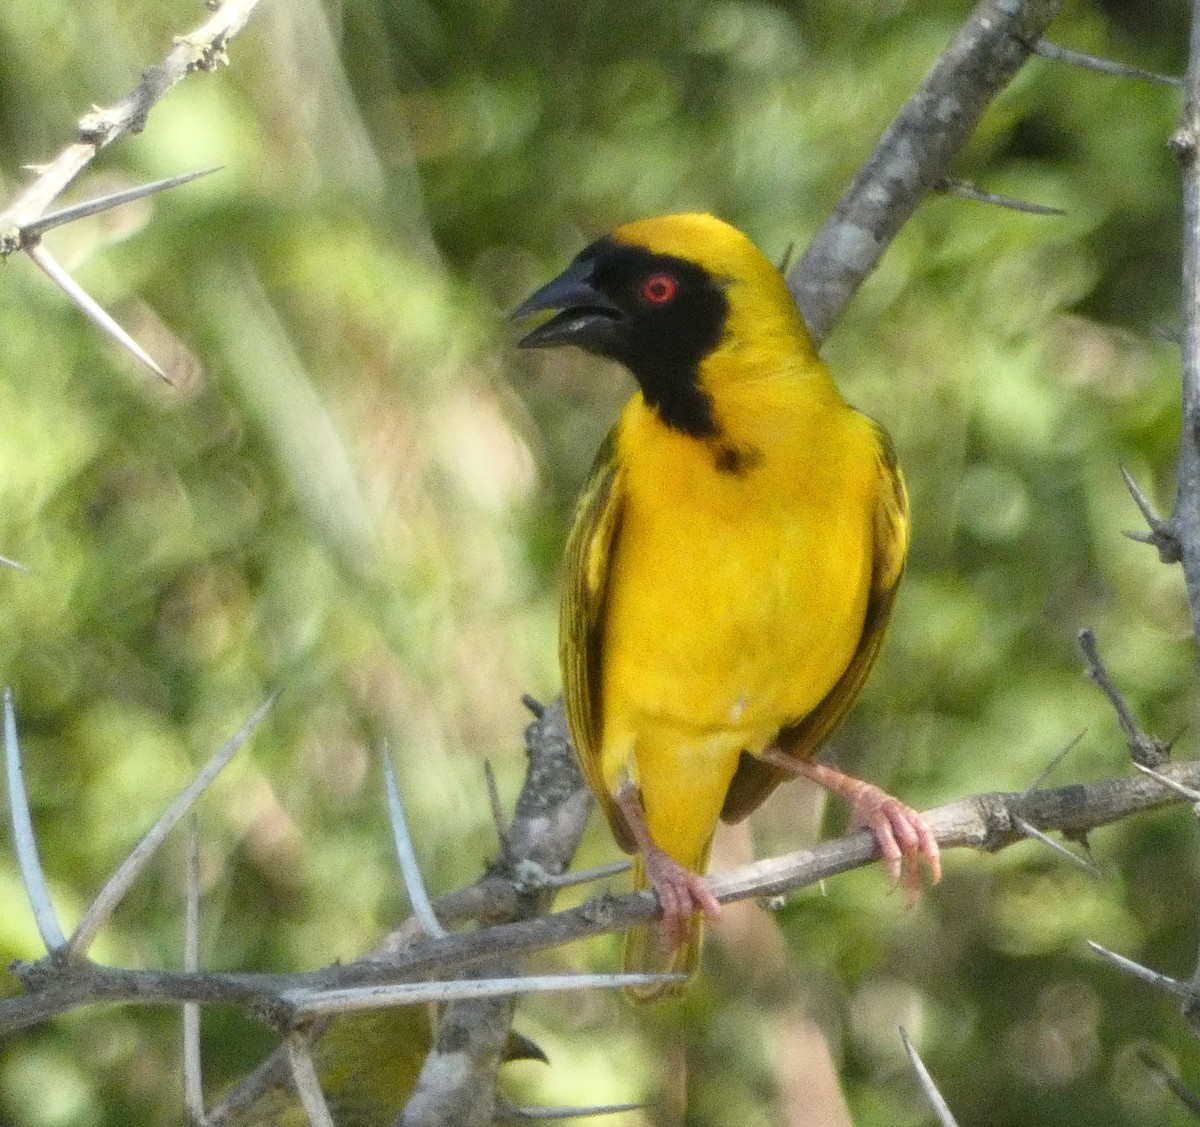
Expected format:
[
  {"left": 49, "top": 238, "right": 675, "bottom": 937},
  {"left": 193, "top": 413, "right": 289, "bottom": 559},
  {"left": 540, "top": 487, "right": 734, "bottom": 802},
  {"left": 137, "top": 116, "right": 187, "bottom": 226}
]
[{"left": 0, "top": 0, "right": 1196, "bottom": 1124}]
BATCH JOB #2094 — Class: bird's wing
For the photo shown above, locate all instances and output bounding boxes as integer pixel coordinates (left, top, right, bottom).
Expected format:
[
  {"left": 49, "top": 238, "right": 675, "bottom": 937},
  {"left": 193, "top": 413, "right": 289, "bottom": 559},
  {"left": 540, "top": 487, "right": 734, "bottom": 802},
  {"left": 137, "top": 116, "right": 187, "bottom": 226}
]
[
  {"left": 559, "top": 429, "right": 636, "bottom": 851},
  {"left": 720, "top": 424, "right": 910, "bottom": 823}
]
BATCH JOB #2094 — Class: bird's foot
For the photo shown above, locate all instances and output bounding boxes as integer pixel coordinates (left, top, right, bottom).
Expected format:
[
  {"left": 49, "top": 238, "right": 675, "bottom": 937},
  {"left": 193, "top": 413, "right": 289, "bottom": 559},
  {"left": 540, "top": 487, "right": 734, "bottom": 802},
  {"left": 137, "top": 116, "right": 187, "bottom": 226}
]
[
  {"left": 844, "top": 782, "right": 941, "bottom": 905},
  {"left": 759, "top": 748, "right": 941, "bottom": 904},
  {"left": 642, "top": 845, "right": 722, "bottom": 949}
]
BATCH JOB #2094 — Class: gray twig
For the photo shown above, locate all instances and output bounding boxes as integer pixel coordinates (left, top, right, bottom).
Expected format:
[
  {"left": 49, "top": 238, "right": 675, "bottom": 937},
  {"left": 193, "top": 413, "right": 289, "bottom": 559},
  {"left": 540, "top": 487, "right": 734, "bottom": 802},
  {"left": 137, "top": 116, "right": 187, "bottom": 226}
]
[
  {"left": 284, "top": 972, "right": 684, "bottom": 1018},
  {"left": 0, "top": 0, "right": 259, "bottom": 245},
  {"left": 1168, "top": 1, "right": 1200, "bottom": 635},
  {"left": 6, "top": 753, "right": 1200, "bottom": 1037},
  {"left": 1078, "top": 628, "right": 1169, "bottom": 766},
  {"left": 499, "top": 1102, "right": 646, "bottom": 1121}
]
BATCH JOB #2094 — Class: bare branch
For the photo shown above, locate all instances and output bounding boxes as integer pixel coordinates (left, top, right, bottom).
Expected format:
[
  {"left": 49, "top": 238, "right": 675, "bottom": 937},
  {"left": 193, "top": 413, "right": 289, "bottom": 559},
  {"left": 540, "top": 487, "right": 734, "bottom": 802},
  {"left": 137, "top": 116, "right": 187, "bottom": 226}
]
[
  {"left": 899, "top": 1027, "right": 960, "bottom": 1127},
  {"left": 7, "top": 755, "right": 1200, "bottom": 1037},
  {"left": 499, "top": 1101, "right": 646, "bottom": 1121},
  {"left": 284, "top": 972, "right": 685, "bottom": 1018},
  {"left": 787, "top": 0, "right": 1065, "bottom": 343},
  {"left": 1168, "top": 2, "right": 1200, "bottom": 636},
  {"left": 4, "top": 689, "right": 67, "bottom": 952},
  {"left": 0, "top": 555, "right": 28, "bottom": 572},
  {"left": 68, "top": 692, "right": 278, "bottom": 957},
  {"left": 382, "top": 742, "right": 447, "bottom": 940}
]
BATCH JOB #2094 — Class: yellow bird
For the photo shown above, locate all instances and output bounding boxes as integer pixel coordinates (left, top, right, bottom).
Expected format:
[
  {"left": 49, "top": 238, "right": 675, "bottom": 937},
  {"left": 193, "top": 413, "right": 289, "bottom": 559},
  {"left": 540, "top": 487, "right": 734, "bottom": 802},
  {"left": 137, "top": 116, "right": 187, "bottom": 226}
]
[{"left": 514, "top": 214, "right": 940, "bottom": 1000}]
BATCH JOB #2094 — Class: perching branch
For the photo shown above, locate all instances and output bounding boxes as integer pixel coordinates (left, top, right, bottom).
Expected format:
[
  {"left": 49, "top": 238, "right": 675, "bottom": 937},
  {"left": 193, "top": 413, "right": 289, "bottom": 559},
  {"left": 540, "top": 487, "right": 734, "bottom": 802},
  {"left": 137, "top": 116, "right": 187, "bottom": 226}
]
[
  {"left": 6, "top": 737, "right": 1200, "bottom": 1039},
  {"left": 787, "top": 0, "right": 1065, "bottom": 344}
]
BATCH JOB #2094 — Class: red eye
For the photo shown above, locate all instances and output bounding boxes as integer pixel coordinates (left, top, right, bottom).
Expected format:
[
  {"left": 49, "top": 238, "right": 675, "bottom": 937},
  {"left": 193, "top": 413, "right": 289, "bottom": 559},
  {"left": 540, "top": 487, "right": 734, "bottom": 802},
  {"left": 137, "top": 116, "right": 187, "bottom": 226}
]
[{"left": 640, "top": 273, "right": 678, "bottom": 305}]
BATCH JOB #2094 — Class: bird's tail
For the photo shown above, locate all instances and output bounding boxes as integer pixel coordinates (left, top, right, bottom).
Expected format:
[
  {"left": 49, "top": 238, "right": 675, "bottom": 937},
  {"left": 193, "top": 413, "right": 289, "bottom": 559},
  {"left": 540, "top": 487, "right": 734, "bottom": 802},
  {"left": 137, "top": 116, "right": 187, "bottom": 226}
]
[{"left": 623, "top": 836, "right": 714, "bottom": 1003}]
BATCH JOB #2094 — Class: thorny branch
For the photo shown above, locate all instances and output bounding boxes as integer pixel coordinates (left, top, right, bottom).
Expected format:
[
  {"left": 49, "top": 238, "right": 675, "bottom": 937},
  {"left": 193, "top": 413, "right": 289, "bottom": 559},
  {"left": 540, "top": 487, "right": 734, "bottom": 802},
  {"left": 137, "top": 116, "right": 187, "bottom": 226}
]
[
  {"left": 787, "top": 0, "right": 1065, "bottom": 344},
  {"left": 0, "top": 0, "right": 260, "bottom": 247},
  {"left": 6, "top": 708, "right": 1200, "bottom": 1041},
  {"left": 1174, "top": 0, "right": 1200, "bottom": 642}
]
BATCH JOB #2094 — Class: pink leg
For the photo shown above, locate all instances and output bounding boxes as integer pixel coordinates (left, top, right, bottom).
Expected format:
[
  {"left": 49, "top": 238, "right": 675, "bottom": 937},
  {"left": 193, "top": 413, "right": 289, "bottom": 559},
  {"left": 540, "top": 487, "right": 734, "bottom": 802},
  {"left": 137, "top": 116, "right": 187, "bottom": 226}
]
[
  {"left": 759, "top": 748, "right": 941, "bottom": 902},
  {"left": 615, "top": 787, "right": 721, "bottom": 949}
]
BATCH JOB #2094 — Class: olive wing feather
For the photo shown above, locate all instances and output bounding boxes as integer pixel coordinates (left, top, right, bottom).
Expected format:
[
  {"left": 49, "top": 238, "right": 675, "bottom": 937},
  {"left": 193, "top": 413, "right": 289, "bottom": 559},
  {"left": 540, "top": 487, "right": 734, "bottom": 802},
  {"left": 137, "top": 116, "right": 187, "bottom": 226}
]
[{"left": 559, "top": 429, "right": 636, "bottom": 851}]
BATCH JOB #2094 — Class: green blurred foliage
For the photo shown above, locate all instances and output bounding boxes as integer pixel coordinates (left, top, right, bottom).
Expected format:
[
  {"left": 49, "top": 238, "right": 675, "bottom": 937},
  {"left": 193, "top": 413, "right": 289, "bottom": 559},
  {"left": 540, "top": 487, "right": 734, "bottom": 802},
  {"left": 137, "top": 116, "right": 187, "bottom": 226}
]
[{"left": 0, "top": 0, "right": 1197, "bottom": 1124}]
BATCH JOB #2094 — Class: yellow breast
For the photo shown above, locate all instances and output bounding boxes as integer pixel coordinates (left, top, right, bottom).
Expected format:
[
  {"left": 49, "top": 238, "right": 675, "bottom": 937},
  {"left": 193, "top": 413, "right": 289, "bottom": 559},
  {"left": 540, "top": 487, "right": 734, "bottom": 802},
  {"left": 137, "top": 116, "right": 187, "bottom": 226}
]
[{"left": 598, "top": 365, "right": 882, "bottom": 802}]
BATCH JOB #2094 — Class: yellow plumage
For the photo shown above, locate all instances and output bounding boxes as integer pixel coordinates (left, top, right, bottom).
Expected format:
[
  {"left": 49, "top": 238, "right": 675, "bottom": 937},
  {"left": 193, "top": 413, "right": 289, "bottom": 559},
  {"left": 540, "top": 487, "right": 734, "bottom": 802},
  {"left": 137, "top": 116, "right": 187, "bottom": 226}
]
[{"left": 518, "top": 214, "right": 913, "bottom": 1000}]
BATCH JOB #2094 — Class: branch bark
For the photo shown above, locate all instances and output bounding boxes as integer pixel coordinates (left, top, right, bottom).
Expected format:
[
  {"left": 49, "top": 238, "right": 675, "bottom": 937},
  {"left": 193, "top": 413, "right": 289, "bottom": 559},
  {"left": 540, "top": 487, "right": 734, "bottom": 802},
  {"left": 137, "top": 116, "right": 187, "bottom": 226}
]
[
  {"left": 1172, "top": 2, "right": 1200, "bottom": 641},
  {"left": 6, "top": 751, "right": 1200, "bottom": 1041}
]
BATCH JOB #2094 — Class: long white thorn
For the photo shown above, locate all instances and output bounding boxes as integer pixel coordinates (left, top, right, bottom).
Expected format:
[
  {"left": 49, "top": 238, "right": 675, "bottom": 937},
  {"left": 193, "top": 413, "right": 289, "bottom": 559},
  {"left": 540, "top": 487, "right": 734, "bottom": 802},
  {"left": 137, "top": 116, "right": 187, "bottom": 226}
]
[
  {"left": 1013, "top": 817, "right": 1101, "bottom": 876},
  {"left": 20, "top": 167, "right": 222, "bottom": 239},
  {"left": 899, "top": 1027, "right": 960, "bottom": 1127},
  {"left": 501, "top": 1101, "right": 647, "bottom": 1121},
  {"left": 284, "top": 1034, "right": 336, "bottom": 1127},
  {"left": 68, "top": 692, "right": 279, "bottom": 956},
  {"left": 25, "top": 242, "right": 169, "bottom": 381},
  {"left": 284, "top": 972, "right": 687, "bottom": 1017},
  {"left": 1086, "top": 941, "right": 1188, "bottom": 997},
  {"left": 381, "top": 742, "right": 446, "bottom": 939},
  {"left": 4, "top": 689, "right": 67, "bottom": 952},
  {"left": 1133, "top": 761, "right": 1200, "bottom": 802},
  {"left": 183, "top": 819, "right": 205, "bottom": 1124}
]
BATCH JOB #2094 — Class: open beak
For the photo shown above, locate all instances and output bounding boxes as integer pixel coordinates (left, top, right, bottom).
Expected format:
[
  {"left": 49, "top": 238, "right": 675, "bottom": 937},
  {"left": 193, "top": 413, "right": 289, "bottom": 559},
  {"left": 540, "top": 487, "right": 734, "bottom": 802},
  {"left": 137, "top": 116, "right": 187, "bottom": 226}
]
[{"left": 511, "top": 257, "right": 623, "bottom": 350}]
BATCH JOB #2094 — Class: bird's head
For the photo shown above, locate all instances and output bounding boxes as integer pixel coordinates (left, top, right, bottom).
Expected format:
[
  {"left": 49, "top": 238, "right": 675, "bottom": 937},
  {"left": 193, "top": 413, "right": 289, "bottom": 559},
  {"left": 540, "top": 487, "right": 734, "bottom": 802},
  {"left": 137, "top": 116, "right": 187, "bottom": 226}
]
[{"left": 512, "top": 214, "right": 813, "bottom": 436}]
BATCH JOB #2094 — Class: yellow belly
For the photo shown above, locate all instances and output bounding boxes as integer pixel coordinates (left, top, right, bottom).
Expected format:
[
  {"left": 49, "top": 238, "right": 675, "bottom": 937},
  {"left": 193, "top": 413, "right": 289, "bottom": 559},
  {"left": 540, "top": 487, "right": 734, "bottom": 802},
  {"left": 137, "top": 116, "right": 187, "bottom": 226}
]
[{"left": 599, "top": 392, "right": 879, "bottom": 864}]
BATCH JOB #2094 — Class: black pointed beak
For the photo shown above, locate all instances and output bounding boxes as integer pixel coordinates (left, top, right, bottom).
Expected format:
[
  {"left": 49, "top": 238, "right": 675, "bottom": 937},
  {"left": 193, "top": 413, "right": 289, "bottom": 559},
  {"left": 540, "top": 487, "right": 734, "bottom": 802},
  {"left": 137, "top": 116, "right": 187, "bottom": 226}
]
[{"left": 511, "top": 257, "right": 623, "bottom": 350}]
